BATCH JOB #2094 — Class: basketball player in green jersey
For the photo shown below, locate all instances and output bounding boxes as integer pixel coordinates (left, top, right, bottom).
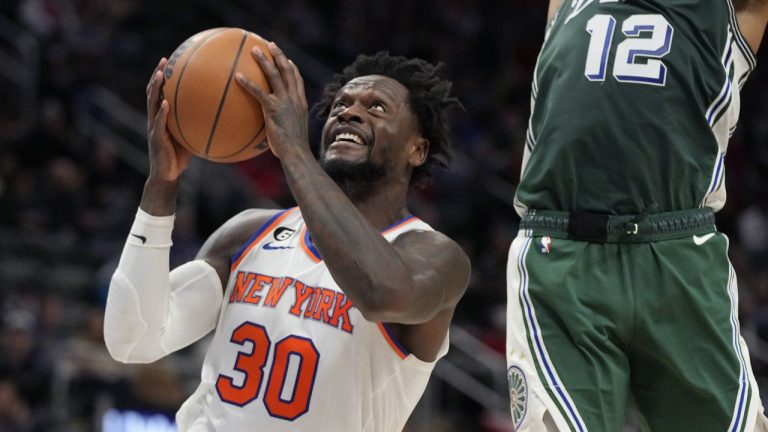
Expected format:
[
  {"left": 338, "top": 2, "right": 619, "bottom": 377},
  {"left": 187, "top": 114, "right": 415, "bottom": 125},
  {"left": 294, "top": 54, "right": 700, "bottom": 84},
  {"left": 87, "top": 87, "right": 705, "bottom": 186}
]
[{"left": 506, "top": 0, "right": 768, "bottom": 430}]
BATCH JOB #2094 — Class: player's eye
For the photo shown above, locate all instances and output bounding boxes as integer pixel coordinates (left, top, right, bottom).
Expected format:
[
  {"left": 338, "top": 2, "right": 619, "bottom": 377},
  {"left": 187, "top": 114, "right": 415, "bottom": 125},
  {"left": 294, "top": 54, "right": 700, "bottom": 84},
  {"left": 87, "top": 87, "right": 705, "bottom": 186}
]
[
  {"left": 371, "top": 102, "right": 386, "bottom": 112},
  {"left": 332, "top": 101, "right": 347, "bottom": 110}
]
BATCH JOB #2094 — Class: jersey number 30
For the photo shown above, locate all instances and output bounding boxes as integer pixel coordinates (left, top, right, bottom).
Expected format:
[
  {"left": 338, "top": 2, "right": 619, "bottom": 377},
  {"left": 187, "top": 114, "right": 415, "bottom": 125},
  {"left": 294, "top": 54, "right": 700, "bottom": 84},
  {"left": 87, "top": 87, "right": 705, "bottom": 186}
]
[
  {"left": 216, "top": 322, "right": 320, "bottom": 421},
  {"left": 585, "top": 14, "right": 674, "bottom": 86}
]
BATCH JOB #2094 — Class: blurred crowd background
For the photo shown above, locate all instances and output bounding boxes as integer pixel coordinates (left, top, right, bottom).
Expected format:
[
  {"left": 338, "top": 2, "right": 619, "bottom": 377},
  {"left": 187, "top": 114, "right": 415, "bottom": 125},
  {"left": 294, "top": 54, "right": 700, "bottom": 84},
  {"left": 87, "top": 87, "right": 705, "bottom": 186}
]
[{"left": 0, "top": 0, "right": 767, "bottom": 431}]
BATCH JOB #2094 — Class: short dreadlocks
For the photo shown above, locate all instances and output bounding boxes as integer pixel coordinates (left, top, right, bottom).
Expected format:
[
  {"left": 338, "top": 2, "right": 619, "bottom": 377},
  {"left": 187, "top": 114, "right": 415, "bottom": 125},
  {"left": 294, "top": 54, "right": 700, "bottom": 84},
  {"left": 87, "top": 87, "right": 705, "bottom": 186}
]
[{"left": 313, "top": 52, "right": 462, "bottom": 187}]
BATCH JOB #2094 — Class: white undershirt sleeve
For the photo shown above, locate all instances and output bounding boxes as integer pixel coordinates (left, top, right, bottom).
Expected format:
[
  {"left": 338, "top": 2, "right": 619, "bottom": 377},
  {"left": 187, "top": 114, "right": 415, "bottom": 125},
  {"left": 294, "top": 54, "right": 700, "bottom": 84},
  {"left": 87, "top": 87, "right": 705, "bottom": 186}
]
[{"left": 104, "top": 208, "right": 223, "bottom": 364}]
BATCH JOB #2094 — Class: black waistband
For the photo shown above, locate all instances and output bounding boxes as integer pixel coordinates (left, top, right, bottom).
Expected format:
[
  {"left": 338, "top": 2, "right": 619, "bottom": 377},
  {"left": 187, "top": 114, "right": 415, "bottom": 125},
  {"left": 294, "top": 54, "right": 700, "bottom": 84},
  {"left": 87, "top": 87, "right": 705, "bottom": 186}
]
[{"left": 520, "top": 208, "right": 716, "bottom": 243}]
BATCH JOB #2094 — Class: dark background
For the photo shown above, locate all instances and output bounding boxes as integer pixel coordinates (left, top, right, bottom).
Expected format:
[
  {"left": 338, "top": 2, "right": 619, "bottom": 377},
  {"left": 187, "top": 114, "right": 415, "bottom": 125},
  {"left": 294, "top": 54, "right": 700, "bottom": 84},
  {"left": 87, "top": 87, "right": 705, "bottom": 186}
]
[{"left": 1, "top": 1, "right": 767, "bottom": 431}]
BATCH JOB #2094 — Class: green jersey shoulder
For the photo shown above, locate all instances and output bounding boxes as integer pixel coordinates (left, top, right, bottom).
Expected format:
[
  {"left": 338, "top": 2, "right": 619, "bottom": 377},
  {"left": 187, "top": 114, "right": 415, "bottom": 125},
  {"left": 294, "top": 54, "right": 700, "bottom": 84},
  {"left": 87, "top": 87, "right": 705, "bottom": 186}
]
[{"left": 515, "top": 0, "right": 756, "bottom": 215}]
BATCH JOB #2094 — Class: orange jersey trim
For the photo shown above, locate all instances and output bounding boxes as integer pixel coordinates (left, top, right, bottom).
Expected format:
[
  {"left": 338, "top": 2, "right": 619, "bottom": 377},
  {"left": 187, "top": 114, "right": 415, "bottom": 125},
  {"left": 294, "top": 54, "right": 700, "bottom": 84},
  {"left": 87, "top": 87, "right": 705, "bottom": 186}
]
[
  {"left": 377, "top": 322, "right": 408, "bottom": 360},
  {"left": 299, "top": 226, "right": 323, "bottom": 263},
  {"left": 230, "top": 208, "right": 298, "bottom": 271},
  {"left": 381, "top": 215, "right": 419, "bottom": 235},
  {"left": 298, "top": 215, "right": 421, "bottom": 263}
]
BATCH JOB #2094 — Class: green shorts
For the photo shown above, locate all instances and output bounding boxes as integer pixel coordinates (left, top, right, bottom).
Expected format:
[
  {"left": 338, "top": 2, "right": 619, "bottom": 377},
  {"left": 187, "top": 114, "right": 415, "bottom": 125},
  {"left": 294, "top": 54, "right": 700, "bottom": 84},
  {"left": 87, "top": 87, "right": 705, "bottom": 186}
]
[{"left": 506, "top": 209, "right": 766, "bottom": 431}]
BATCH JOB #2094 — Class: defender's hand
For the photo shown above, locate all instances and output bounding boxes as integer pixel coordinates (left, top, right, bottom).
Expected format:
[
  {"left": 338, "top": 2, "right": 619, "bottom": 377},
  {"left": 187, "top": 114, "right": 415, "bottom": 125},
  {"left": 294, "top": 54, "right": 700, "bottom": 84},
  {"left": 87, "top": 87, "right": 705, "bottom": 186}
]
[
  {"left": 235, "top": 42, "right": 309, "bottom": 160},
  {"left": 146, "top": 58, "right": 193, "bottom": 183}
]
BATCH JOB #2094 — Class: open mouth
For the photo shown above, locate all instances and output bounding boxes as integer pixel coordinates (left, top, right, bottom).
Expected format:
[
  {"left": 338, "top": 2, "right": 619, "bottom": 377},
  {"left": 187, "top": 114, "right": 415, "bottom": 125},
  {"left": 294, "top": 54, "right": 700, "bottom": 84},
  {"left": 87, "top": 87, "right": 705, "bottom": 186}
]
[{"left": 331, "top": 131, "right": 366, "bottom": 146}]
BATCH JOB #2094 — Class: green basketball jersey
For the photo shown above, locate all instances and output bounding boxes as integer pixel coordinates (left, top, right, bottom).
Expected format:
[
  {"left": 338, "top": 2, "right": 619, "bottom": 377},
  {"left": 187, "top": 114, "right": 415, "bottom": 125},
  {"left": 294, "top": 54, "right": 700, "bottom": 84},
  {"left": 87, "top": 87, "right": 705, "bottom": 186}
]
[{"left": 514, "top": 0, "right": 757, "bottom": 216}]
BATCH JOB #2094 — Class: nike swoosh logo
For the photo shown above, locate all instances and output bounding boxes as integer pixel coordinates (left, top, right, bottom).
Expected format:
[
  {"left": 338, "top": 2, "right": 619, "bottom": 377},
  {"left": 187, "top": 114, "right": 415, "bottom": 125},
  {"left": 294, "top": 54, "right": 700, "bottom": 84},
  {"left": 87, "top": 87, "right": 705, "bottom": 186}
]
[
  {"left": 130, "top": 233, "right": 147, "bottom": 244},
  {"left": 263, "top": 242, "right": 294, "bottom": 250},
  {"left": 693, "top": 233, "right": 716, "bottom": 246}
]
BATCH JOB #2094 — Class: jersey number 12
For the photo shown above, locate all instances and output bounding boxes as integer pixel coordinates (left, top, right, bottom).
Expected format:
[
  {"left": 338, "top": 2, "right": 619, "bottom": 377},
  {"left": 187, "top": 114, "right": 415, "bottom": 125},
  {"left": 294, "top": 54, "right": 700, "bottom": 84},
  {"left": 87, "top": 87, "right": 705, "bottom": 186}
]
[{"left": 584, "top": 14, "right": 674, "bottom": 86}]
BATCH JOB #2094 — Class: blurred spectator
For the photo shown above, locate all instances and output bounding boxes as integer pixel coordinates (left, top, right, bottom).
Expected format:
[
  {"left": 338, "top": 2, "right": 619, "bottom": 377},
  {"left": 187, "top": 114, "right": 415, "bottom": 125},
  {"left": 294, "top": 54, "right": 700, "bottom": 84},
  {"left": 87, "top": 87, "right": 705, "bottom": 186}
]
[
  {"left": 0, "top": 378, "right": 33, "bottom": 432},
  {"left": 129, "top": 360, "right": 186, "bottom": 414},
  {"left": 60, "top": 307, "right": 129, "bottom": 428},
  {"left": 739, "top": 202, "right": 768, "bottom": 271},
  {"left": 0, "top": 309, "right": 54, "bottom": 430},
  {"left": 18, "top": 0, "right": 79, "bottom": 39}
]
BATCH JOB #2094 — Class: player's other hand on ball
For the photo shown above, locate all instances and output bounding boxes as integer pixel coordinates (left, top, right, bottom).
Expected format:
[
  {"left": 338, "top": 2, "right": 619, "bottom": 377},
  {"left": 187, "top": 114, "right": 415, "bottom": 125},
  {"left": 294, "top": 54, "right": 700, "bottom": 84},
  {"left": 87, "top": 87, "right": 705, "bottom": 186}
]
[
  {"left": 235, "top": 42, "right": 309, "bottom": 160},
  {"left": 146, "top": 57, "right": 193, "bottom": 183}
]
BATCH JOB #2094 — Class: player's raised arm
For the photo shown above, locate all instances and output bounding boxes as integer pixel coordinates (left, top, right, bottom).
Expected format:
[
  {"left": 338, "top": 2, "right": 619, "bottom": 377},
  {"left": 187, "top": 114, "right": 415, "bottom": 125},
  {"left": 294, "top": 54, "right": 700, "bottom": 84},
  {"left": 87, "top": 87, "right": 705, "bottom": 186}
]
[
  {"left": 735, "top": 0, "right": 768, "bottom": 53},
  {"left": 102, "top": 59, "right": 263, "bottom": 364},
  {"left": 139, "top": 58, "right": 193, "bottom": 217}
]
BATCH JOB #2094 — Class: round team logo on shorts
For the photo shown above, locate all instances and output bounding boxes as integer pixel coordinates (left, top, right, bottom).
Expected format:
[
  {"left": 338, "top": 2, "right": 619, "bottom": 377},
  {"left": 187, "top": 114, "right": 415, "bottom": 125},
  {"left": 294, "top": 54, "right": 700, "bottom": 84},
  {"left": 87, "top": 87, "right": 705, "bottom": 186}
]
[{"left": 507, "top": 365, "right": 528, "bottom": 428}]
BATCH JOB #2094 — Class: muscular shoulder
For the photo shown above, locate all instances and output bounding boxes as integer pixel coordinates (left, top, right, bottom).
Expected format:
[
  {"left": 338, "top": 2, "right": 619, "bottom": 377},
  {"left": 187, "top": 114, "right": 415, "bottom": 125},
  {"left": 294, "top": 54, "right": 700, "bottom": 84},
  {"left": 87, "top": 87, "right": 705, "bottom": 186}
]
[
  {"left": 196, "top": 208, "right": 284, "bottom": 289},
  {"left": 393, "top": 229, "right": 471, "bottom": 306},
  {"left": 392, "top": 228, "right": 461, "bottom": 254},
  {"left": 389, "top": 230, "right": 470, "bottom": 361}
]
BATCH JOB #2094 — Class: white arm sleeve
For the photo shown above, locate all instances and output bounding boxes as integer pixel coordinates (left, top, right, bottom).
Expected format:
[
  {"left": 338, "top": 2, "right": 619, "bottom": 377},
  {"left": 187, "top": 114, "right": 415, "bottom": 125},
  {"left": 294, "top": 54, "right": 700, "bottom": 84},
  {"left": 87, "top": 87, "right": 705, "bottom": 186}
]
[{"left": 104, "top": 208, "right": 223, "bottom": 364}]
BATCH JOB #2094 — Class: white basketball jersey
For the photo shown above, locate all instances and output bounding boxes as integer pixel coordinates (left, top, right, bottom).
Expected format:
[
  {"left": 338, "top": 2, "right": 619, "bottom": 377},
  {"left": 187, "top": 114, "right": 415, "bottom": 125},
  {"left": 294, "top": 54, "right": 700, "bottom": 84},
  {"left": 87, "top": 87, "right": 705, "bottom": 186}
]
[{"left": 176, "top": 208, "right": 448, "bottom": 432}]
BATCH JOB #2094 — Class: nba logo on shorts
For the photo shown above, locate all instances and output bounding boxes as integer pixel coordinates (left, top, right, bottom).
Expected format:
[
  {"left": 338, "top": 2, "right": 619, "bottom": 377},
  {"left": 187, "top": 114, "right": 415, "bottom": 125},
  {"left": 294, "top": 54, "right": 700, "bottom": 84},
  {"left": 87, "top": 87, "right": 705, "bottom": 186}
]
[
  {"left": 540, "top": 236, "right": 552, "bottom": 254},
  {"left": 507, "top": 366, "right": 528, "bottom": 428}
]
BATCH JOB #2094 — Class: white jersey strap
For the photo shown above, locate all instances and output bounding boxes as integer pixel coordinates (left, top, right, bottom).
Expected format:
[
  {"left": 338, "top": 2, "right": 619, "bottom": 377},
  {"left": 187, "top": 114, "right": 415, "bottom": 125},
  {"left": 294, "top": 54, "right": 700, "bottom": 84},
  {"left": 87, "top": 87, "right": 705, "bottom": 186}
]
[{"left": 382, "top": 215, "right": 433, "bottom": 242}]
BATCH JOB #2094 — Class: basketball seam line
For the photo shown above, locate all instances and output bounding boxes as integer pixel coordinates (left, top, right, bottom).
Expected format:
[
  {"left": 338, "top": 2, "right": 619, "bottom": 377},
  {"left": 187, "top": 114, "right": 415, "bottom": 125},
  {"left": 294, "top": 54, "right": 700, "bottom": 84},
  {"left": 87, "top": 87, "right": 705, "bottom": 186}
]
[
  {"left": 173, "top": 28, "right": 226, "bottom": 151},
  {"left": 210, "top": 124, "right": 266, "bottom": 160},
  {"left": 204, "top": 30, "right": 249, "bottom": 156}
]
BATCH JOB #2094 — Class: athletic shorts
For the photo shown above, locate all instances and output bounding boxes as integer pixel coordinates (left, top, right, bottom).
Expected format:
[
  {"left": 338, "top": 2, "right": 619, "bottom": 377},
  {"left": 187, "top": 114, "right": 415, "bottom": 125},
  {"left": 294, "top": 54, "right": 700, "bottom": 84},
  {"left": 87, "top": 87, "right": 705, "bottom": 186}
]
[{"left": 506, "top": 209, "right": 768, "bottom": 431}]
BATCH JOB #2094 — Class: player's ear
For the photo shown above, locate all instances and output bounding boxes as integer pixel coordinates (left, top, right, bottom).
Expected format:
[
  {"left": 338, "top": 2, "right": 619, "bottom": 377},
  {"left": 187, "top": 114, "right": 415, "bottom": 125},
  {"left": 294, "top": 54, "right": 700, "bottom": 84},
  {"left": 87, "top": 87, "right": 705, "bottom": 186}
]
[{"left": 409, "top": 137, "right": 429, "bottom": 167}]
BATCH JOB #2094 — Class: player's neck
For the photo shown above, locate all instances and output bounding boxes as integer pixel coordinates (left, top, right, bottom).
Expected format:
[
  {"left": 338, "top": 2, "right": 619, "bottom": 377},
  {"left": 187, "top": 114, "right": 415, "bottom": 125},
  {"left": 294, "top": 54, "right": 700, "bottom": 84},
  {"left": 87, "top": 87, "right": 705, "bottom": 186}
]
[{"left": 348, "top": 180, "right": 411, "bottom": 231}]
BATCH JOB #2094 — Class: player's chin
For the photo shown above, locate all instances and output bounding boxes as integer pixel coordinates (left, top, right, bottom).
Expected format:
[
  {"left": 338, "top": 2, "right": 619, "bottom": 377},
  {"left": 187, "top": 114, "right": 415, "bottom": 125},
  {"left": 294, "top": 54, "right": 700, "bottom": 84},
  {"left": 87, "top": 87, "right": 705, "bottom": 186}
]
[
  {"left": 320, "top": 147, "right": 367, "bottom": 165},
  {"left": 320, "top": 154, "right": 360, "bottom": 172}
]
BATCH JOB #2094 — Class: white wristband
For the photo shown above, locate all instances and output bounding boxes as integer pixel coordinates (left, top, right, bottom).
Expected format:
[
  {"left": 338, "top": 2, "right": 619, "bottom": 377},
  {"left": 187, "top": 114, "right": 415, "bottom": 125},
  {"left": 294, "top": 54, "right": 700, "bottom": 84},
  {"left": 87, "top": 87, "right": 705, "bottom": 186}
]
[{"left": 128, "top": 208, "right": 175, "bottom": 247}]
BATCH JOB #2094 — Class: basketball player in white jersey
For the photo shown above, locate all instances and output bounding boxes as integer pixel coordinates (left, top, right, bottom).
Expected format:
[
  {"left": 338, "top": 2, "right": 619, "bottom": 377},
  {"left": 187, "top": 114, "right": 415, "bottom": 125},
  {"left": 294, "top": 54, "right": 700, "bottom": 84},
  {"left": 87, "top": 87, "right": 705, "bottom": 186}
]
[{"left": 103, "top": 43, "right": 470, "bottom": 432}]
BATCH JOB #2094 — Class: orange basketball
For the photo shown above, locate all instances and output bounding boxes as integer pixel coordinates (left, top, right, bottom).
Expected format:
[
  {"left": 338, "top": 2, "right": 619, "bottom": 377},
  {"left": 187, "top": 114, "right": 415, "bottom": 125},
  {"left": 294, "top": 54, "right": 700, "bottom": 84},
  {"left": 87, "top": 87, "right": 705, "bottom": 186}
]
[{"left": 163, "top": 28, "right": 274, "bottom": 163}]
